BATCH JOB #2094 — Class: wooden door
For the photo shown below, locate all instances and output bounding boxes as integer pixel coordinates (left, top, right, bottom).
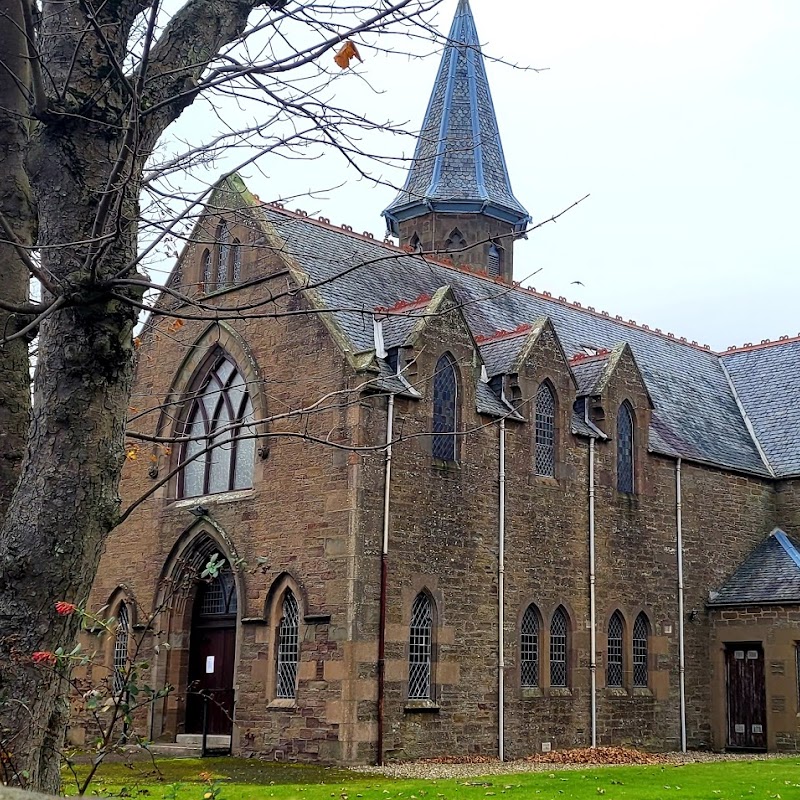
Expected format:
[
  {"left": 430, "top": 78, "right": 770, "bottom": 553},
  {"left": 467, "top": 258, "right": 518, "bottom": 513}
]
[
  {"left": 186, "top": 625, "right": 236, "bottom": 734},
  {"left": 725, "top": 643, "right": 767, "bottom": 750}
]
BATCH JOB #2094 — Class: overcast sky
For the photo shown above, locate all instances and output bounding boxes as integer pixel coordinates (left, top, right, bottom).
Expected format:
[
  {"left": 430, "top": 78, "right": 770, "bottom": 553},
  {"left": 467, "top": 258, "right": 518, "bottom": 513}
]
[{"left": 169, "top": 0, "right": 800, "bottom": 352}]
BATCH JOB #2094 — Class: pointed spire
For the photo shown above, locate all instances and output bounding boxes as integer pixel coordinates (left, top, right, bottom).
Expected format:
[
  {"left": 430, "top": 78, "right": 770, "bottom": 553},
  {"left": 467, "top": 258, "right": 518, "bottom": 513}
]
[{"left": 383, "top": 0, "right": 530, "bottom": 237}]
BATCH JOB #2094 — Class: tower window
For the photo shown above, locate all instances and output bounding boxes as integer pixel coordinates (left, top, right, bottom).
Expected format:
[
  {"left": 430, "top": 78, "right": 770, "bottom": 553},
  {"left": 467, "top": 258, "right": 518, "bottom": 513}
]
[
  {"left": 408, "top": 593, "right": 433, "bottom": 700},
  {"left": 409, "top": 233, "right": 422, "bottom": 253},
  {"left": 432, "top": 353, "right": 459, "bottom": 461},
  {"left": 607, "top": 611, "right": 624, "bottom": 688},
  {"left": 444, "top": 227, "right": 466, "bottom": 251}
]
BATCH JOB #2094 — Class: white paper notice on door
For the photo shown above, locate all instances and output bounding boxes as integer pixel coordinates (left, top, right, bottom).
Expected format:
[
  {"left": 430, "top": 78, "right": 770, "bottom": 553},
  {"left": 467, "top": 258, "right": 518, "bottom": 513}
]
[{"left": 206, "top": 656, "right": 215, "bottom": 674}]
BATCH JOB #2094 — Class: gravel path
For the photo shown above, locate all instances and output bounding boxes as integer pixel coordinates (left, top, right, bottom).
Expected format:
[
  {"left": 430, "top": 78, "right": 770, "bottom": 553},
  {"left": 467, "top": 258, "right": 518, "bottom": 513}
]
[{"left": 356, "top": 751, "right": 794, "bottom": 781}]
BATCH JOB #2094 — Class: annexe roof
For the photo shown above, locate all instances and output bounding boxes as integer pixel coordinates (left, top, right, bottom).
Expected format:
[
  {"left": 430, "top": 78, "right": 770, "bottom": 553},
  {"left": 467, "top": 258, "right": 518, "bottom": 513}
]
[{"left": 708, "top": 529, "right": 800, "bottom": 607}]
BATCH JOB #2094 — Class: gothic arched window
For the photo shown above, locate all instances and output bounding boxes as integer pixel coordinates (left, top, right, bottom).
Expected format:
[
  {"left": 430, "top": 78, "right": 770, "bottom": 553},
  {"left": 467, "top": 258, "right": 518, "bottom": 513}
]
[
  {"left": 202, "top": 248, "right": 212, "bottom": 290},
  {"left": 432, "top": 353, "right": 458, "bottom": 462},
  {"left": 633, "top": 612, "right": 649, "bottom": 688},
  {"left": 607, "top": 611, "right": 624, "bottom": 688},
  {"left": 276, "top": 590, "right": 300, "bottom": 699},
  {"left": 535, "top": 382, "right": 556, "bottom": 477},
  {"left": 520, "top": 604, "right": 540, "bottom": 688},
  {"left": 444, "top": 227, "right": 466, "bottom": 251},
  {"left": 408, "top": 592, "right": 433, "bottom": 700},
  {"left": 216, "top": 221, "right": 231, "bottom": 288},
  {"left": 231, "top": 240, "right": 242, "bottom": 283},
  {"left": 112, "top": 603, "right": 130, "bottom": 697},
  {"left": 179, "top": 350, "right": 256, "bottom": 498},
  {"left": 549, "top": 606, "right": 569, "bottom": 687},
  {"left": 198, "top": 566, "right": 237, "bottom": 616},
  {"left": 617, "top": 402, "right": 635, "bottom": 493}
]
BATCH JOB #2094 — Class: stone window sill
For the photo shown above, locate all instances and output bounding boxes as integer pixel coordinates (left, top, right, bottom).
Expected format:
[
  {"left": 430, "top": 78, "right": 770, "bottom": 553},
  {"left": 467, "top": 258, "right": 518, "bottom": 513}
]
[
  {"left": 268, "top": 698, "right": 297, "bottom": 711},
  {"left": 169, "top": 488, "right": 255, "bottom": 509},
  {"left": 431, "top": 459, "right": 460, "bottom": 473},
  {"left": 404, "top": 699, "right": 440, "bottom": 713},
  {"left": 632, "top": 686, "right": 653, "bottom": 698},
  {"left": 605, "top": 687, "right": 629, "bottom": 698},
  {"left": 521, "top": 687, "right": 543, "bottom": 699},
  {"left": 547, "top": 687, "right": 573, "bottom": 698}
]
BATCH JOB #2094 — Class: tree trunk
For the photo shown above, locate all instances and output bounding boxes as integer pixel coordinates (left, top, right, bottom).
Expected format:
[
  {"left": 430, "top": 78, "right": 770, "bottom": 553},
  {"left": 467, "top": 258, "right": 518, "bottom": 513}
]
[
  {"left": 0, "top": 0, "right": 35, "bottom": 519},
  {"left": 0, "top": 101, "right": 145, "bottom": 792}
]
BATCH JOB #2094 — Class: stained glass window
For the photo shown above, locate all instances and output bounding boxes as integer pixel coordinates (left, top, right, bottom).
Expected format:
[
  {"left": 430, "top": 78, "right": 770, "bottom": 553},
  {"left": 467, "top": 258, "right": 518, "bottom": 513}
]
[
  {"left": 617, "top": 402, "right": 635, "bottom": 493},
  {"left": 179, "top": 350, "right": 256, "bottom": 498},
  {"left": 408, "top": 593, "right": 433, "bottom": 700},
  {"left": 432, "top": 354, "right": 458, "bottom": 462},
  {"left": 276, "top": 591, "right": 299, "bottom": 699},
  {"left": 216, "top": 222, "right": 230, "bottom": 288},
  {"left": 521, "top": 605, "right": 539, "bottom": 687},
  {"left": 633, "top": 613, "right": 649, "bottom": 687},
  {"left": 550, "top": 606, "right": 569, "bottom": 688},
  {"left": 535, "top": 383, "right": 556, "bottom": 477},
  {"left": 113, "top": 603, "right": 130, "bottom": 697},
  {"left": 607, "top": 612, "right": 624, "bottom": 688}
]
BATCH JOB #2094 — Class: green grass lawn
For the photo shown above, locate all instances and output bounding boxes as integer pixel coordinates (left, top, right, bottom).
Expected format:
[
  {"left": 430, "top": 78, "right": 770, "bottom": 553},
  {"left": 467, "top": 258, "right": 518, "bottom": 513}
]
[{"left": 63, "top": 756, "right": 800, "bottom": 800}]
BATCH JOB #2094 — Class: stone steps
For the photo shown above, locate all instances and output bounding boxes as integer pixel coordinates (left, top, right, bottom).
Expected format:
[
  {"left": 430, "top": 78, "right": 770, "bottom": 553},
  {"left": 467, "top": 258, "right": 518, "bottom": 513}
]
[{"left": 146, "top": 734, "right": 232, "bottom": 758}]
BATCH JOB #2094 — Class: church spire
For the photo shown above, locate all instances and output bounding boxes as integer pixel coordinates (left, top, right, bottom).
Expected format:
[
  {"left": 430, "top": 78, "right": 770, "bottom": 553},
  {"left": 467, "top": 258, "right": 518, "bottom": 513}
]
[{"left": 383, "top": 0, "right": 529, "bottom": 280}]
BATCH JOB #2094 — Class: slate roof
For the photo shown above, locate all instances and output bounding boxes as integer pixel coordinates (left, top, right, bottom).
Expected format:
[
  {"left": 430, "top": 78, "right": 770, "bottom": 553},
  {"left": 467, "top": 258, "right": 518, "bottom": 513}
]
[
  {"left": 479, "top": 334, "right": 532, "bottom": 377},
  {"left": 382, "top": 0, "right": 530, "bottom": 235},
  {"left": 257, "top": 204, "right": 774, "bottom": 477},
  {"left": 721, "top": 338, "right": 800, "bottom": 477},
  {"left": 708, "top": 529, "right": 800, "bottom": 606},
  {"left": 571, "top": 355, "right": 610, "bottom": 396}
]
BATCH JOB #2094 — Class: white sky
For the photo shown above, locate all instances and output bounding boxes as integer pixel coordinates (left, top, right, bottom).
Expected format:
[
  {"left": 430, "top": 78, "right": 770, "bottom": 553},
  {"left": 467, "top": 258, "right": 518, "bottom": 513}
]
[{"left": 166, "top": 0, "right": 800, "bottom": 351}]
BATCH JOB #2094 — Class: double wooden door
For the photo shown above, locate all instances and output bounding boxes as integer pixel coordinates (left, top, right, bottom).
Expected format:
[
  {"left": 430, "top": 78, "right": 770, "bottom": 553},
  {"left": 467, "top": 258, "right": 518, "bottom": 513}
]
[{"left": 725, "top": 643, "right": 766, "bottom": 750}]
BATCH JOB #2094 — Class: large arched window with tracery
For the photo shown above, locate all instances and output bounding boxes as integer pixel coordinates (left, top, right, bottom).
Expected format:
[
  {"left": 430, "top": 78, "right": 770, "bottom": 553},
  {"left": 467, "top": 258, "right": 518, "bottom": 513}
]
[
  {"left": 432, "top": 353, "right": 459, "bottom": 462},
  {"left": 179, "top": 350, "right": 256, "bottom": 498}
]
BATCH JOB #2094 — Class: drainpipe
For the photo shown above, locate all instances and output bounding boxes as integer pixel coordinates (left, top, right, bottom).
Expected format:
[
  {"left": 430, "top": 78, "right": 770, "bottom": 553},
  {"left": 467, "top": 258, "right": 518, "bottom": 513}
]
[
  {"left": 581, "top": 400, "right": 604, "bottom": 749},
  {"left": 676, "top": 458, "right": 687, "bottom": 753},
  {"left": 498, "top": 419, "right": 506, "bottom": 761},
  {"left": 588, "top": 434, "right": 597, "bottom": 749},
  {"left": 376, "top": 393, "right": 394, "bottom": 766}
]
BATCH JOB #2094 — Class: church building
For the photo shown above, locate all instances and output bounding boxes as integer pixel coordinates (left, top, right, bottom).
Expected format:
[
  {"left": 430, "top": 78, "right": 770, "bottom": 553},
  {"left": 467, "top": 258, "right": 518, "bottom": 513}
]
[{"left": 79, "top": 0, "right": 800, "bottom": 761}]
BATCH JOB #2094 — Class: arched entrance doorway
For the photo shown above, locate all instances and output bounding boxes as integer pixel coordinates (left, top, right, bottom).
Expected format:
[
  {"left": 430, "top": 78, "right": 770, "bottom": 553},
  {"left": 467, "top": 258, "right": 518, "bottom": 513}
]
[{"left": 186, "top": 564, "right": 237, "bottom": 735}]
